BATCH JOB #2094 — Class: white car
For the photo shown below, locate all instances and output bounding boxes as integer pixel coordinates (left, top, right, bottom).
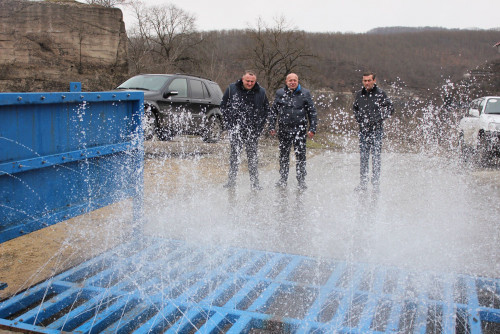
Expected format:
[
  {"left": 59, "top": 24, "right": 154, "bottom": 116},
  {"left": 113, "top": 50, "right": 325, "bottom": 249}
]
[{"left": 458, "top": 96, "right": 500, "bottom": 163}]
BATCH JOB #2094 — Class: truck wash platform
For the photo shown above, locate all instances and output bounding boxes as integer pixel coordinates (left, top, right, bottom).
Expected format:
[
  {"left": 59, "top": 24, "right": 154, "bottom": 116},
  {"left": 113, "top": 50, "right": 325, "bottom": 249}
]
[
  {"left": 2, "top": 85, "right": 499, "bottom": 333},
  {"left": 0, "top": 237, "right": 499, "bottom": 334}
]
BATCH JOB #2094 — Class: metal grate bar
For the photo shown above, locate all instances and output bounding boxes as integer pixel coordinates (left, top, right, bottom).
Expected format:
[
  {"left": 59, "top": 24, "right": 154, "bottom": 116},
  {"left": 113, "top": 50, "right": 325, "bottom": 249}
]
[
  {"left": 442, "top": 273, "right": 456, "bottom": 333},
  {"left": 384, "top": 268, "right": 410, "bottom": 332},
  {"left": 466, "top": 276, "right": 488, "bottom": 333},
  {"left": 414, "top": 274, "right": 432, "bottom": 334},
  {"left": 325, "top": 264, "right": 365, "bottom": 329},
  {"left": 49, "top": 288, "right": 124, "bottom": 331},
  {"left": 165, "top": 307, "right": 213, "bottom": 334},
  {"left": 1, "top": 238, "right": 499, "bottom": 334},
  {"left": 225, "top": 314, "right": 253, "bottom": 334},
  {"left": 12, "top": 288, "right": 89, "bottom": 326},
  {"left": 132, "top": 303, "right": 183, "bottom": 334},
  {"left": 222, "top": 278, "right": 264, "bottom": 311},
  {"left": 252, "top": 253, "right": 287, "bottom": 278},
  {"left": 72, "top": 294, "right": 140, "bottom": 333},
  {"left": 0, "top": 283, "right": 68, "bottom": 319},
  {"left": 297, "top": 261, "right": 347, "bottom": 333},
  {"left": 275, "top": 256, "right": 303, "bottom": 281},
  {"left": 192, "top": 311, "right": 236, "bottom": 333},
  {"left": 357, "top": 267, "right": 388, "bottom": 331}
]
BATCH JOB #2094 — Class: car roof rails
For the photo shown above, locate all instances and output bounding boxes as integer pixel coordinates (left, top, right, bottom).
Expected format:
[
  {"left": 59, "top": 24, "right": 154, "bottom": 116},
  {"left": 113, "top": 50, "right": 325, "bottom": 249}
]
[{"left": 175, "top": 73, "right": 215, "bottom": 82}]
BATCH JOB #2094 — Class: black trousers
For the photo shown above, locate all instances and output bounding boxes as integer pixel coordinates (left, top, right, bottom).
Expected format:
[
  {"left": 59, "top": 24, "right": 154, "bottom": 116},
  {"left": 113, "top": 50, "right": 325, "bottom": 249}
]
[
  {"left": 278, "top": 127, "right": 307, "bottom": 182},
  {"left": 358, "top": 124, "right": 383, "bottom": 186},
  {"left": 228, "top": 132, "right": 259, "bottom": 185}
]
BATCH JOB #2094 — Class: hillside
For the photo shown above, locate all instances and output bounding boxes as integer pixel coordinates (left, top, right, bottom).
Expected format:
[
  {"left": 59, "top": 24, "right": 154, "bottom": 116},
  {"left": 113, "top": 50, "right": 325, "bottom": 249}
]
[
  {"left": 191, "top": 28, "right": 499, "bottom": 98},
  {"left": 367, "top": 26, "right": 500, "bottom": 34},
  {"left": 297, "top": 29, "right": 499, "bottom": 93}
]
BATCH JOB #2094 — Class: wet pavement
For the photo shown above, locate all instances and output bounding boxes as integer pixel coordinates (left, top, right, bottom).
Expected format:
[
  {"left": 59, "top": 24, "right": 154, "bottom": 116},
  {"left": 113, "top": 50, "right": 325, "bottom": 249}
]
[{"left": 143, "top": 137, "right": 500, "bottom": 279}]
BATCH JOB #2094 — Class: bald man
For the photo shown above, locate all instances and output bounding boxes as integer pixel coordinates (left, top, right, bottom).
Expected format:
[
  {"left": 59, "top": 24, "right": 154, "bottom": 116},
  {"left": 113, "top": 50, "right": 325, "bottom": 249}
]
[{"left": 269, "top": 73, "right": 317, "bottom": 190}]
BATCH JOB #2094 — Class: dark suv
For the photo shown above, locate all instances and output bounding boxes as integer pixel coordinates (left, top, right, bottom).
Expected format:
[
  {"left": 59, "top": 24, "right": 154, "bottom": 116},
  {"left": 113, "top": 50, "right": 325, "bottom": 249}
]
[{"left": 116, "top": 74, "right": 224, "bottom": 142}]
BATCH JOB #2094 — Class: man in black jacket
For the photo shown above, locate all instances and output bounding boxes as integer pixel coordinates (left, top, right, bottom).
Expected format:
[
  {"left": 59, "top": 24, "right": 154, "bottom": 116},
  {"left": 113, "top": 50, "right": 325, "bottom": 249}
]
[
  {"left": 353, "top": 71, "right": 394, "bottom": 192},
  {"left": 269, "top": 73, "right": 317, "bottom": 190},
  {"left": 221, "top": 70, "right": 270, "bottom": 190}
]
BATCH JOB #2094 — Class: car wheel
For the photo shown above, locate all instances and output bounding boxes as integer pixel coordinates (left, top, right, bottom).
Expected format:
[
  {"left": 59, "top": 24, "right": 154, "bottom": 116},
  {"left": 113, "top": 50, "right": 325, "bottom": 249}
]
[
  {"left": 202, "top": 116, "right": 222, "bottom": 143},
  {"left": 144, "top": 130, "right": 154, "bottom": 141},
  {"left": 144, "top": 122, "right": 155, "bottom": 141},
  {"left": 458, "top": 132, "right": 468, "bottom": 163},
  {"left": 143, "top": 109, "right": 156, "bottom": 141},
  {"left": 156, "top": 127, "right": 174, "bottom": 141},
  {"left": 476, "top": 133, "right": 491, "bottom": 166}
]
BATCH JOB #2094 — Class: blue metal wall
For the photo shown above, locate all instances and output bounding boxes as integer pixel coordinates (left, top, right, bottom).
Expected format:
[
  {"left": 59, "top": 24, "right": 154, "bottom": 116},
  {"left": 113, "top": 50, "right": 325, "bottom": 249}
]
[{"left": 0, "top": 83, "right": 144, "bottom": 243}]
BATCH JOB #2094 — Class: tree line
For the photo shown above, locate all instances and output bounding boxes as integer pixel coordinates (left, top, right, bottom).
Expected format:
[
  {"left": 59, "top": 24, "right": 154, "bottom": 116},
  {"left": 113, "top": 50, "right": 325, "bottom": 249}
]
[{"left": 112, "top": 1, "right": 499, "bottom": 96}]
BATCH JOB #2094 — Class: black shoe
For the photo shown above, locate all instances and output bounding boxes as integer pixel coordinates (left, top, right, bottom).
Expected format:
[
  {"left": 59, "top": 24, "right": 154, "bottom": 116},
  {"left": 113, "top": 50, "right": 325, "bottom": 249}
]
[
  {"left": 251, "top": 183, "right": 263, "bottom": 191},
  {"left": 354, "top": 184, "right": 367, "bottom": 192},
  {"left": 298, "top": 181, "right": 307, "bottom": 190},
  {"left": 223, "top": 181, "right": 235, "bottom": 189},
  {"left": 275, "top": 179, "right": 287, "bottom": 188}
]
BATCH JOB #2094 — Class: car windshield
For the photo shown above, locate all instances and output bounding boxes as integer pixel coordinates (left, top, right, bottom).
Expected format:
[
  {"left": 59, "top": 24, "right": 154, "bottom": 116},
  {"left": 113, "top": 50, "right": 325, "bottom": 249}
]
[
  {"left": 484, "top": 98, "right": 500, "bottom": 114},
  {"left": 116, "top": 75, "right": 170, "bottom": 91}
]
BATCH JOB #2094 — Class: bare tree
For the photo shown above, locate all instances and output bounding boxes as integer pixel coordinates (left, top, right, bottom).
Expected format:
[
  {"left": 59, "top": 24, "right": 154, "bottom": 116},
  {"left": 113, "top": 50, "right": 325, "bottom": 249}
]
[
  {"left": 186, "top": 31, "right": 235, "bottom": 84},
  {"left": 128, "top": 1, "right": 201, "bottom": 73},
  {"left": 248, "top": 17, "right": 315, "bottom": 94},
  {"left": 127, "top": 26, "right": 151, "bottom": 75},
  {"left": 83, "top": 0, "right": 129, "bottom": 7}
]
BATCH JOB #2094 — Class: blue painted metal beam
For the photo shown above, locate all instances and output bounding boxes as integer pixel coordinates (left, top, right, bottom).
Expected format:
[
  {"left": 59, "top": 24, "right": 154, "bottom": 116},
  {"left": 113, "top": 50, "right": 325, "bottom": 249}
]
[{"left": 0, "top": 142, "right": 133, "bottom": 175}]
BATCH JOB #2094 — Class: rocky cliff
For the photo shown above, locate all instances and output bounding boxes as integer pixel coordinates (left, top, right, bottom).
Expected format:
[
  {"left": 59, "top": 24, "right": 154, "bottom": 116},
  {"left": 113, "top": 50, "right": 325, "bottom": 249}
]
[{"left": 0, "top": 0, "right": 128, "bottom": 92}]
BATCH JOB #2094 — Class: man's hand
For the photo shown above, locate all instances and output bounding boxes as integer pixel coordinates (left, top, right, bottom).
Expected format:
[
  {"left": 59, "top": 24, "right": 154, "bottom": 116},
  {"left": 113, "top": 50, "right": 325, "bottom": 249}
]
[
  {"left": 270, "top": 129, "right": 277, "bottom": 136},
  {"left": 308, "top": 131, "right": 315, "bottom": 139}
]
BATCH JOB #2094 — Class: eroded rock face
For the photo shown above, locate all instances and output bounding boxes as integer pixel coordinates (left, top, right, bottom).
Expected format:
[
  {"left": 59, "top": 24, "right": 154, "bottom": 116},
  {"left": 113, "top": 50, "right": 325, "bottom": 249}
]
[{"left": 0, "top": 0, "right": 128, "bottom": 92}]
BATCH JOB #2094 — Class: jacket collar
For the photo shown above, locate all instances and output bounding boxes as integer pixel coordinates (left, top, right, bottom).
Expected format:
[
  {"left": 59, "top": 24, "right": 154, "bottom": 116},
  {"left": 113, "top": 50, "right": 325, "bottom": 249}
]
[
  {"left": 361, "top": 84, "right": 378, "bottom": 95},
  {"left": 285, "top": 84, "right": 301, "bottom": 94}
]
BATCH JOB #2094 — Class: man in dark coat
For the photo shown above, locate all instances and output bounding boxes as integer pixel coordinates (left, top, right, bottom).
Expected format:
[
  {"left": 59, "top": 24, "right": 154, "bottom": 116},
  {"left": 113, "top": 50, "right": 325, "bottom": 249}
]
[
  {"left": 353, "top": 71, "right": 394, "bottom": 192},
  {"left": 269, "top": 73, "right": 317, "bottom": 190},
  {"left": 221, "top": 70, "right": 270, "bottom": 190}
]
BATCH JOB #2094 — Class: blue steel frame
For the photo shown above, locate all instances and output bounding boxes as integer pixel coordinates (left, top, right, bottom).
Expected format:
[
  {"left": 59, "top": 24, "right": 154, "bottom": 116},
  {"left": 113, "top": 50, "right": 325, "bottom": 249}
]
[
  {"left": 0, "top": 238, "right": 499, "bottom": 333},
  {"left": 0, "top": 83, "right": 144, "bottom": 243}
]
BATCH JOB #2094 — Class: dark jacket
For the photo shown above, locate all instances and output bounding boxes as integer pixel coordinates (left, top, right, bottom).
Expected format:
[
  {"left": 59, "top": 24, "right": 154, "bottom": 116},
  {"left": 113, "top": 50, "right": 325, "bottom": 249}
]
[
  {"left": 353, "top": 84, "right": 394, "bottom": 130},
  {"left": 221, "top": 79, "right": 270, "bottom": 137},
  {"left": 269, "top": 84, "right": 317, "bottom": 133}
]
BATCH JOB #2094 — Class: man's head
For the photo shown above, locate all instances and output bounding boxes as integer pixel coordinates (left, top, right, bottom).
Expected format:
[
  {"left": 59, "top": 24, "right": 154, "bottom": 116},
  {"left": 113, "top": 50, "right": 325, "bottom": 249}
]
[
  {"left": 285, "top": 73, "right": 299, "bottom": 91},
  {"left": 242, "top": 70, "right": 257, "bottom": 90},
  {"left": 362, "top": 71, "right": 376, "bottom": 91}
]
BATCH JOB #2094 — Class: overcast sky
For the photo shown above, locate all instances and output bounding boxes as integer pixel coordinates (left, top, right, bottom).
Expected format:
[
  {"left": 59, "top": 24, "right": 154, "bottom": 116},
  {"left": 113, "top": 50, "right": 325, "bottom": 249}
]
[{"left": 121, "top": 0, "right": 500, "bottom": 33}]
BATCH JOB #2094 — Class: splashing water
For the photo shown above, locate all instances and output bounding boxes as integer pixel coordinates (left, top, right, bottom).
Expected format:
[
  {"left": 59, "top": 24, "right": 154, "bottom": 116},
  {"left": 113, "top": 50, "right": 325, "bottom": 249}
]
[{"left": 1, "top": 76, "right": 499, "bottom": 333}]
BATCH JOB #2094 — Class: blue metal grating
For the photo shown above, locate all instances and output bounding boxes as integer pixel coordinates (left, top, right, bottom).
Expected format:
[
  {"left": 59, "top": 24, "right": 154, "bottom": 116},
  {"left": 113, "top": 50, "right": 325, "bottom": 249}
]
[{"left": 0, "top": 238, "right": 499, "bottom": 333}]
